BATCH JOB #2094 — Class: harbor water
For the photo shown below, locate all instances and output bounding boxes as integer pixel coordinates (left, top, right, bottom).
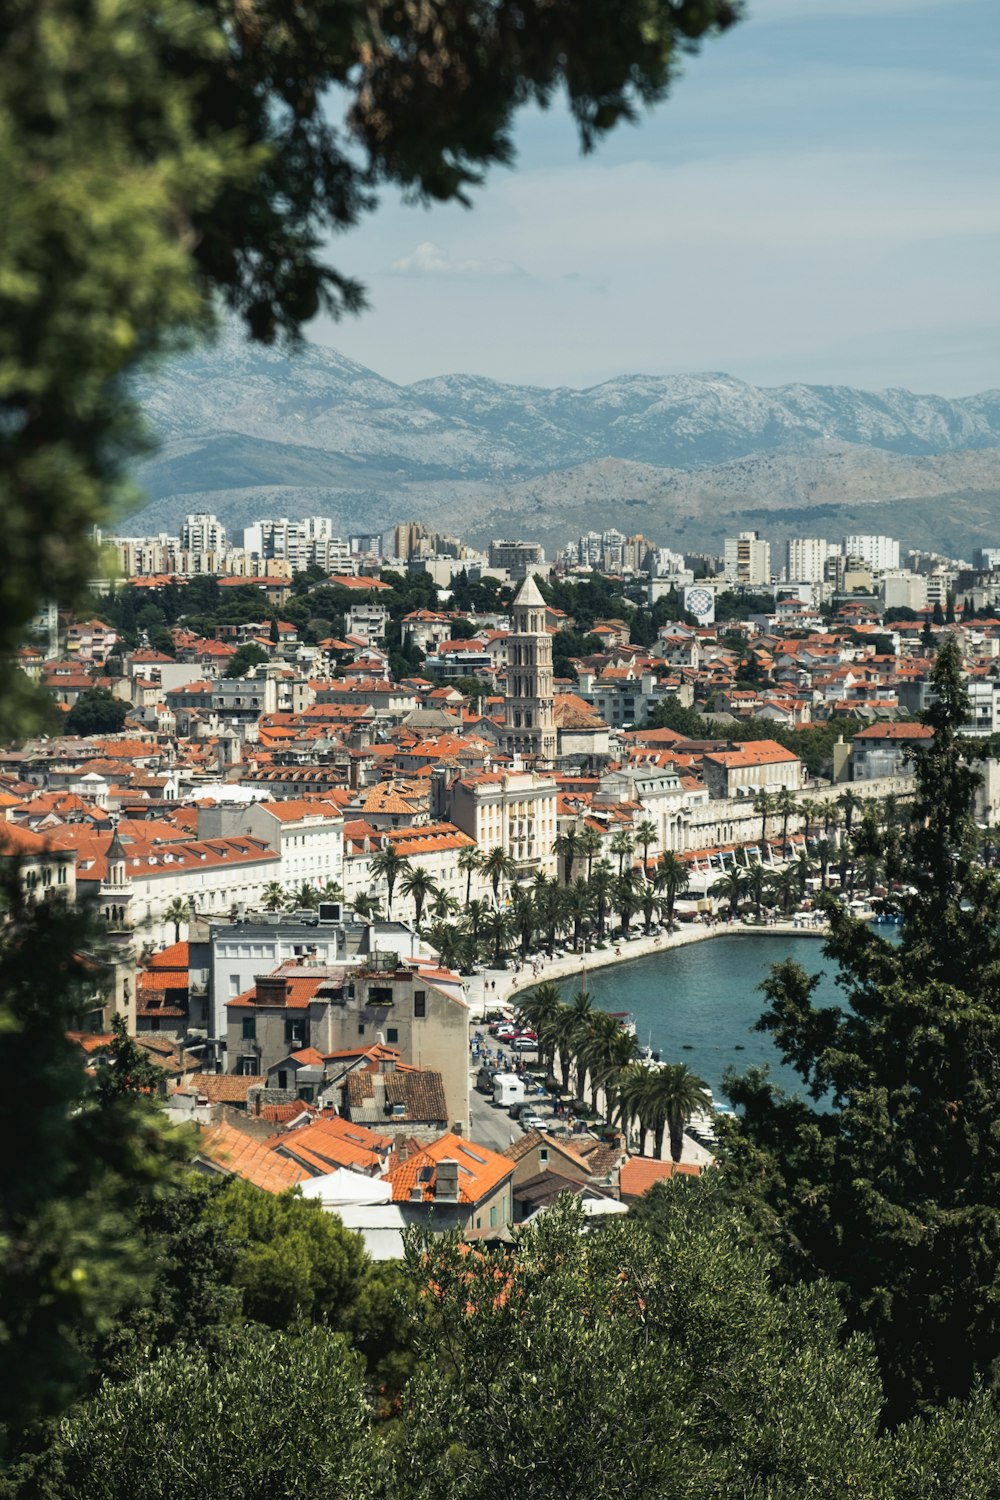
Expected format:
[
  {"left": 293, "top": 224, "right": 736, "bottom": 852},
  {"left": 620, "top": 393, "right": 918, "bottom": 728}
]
[{"left": 570, "top": 933, "right": 846, "bottom": 1106}]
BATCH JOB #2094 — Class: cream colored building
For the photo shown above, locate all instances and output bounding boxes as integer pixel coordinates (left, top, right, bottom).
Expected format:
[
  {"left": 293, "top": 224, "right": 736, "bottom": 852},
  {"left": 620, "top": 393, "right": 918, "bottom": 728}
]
[{"left": 446, "top": 769, "right": 558, "bottom": 883}]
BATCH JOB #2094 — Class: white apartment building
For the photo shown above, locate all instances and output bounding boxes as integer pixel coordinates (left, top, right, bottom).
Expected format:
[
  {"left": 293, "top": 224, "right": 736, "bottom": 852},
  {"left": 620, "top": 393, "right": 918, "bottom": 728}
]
[
  {"left": 786, "top": 537, "right": 835, "bottom": 584},
  {"left": 180, "top": 513, "right": 226, "bottom": 552},
  {"left": 843, "top": 534, "right": 900, "bottom": 571},
  {"left": 723, "top": 531, "right": 772, "bottom": 587},
  {"left": 241, "top": 517, "right": 351, "bottom": 574}
]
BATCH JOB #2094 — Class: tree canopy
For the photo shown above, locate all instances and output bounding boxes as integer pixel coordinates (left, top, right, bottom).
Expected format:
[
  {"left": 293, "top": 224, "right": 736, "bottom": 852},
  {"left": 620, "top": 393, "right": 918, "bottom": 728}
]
[{"left": 721, "top": 636, "right": 1000, "bottom": 1417}]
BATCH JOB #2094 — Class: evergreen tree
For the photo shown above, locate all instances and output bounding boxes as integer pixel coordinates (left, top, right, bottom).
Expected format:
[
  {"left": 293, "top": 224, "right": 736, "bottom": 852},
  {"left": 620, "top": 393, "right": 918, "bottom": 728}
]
[{"left": 722, "top": 636, "right": 1000, "bottom": 1417}]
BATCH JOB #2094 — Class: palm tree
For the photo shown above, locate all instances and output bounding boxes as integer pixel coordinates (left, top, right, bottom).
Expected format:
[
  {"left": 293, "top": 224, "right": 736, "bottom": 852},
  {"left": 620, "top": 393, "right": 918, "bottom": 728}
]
[
  {"left": 798, "top": 796, "right": 824, "bottom": 850},
  {"left": 465, "top": 898, "right": 489, "bottom": 954},
  {"left": 640, "top": 883, "right": 659, "bottom": 934},
  {"left": 582, "top": 1012, "right": 636, "bottom": 1116},
  {"left": 552, "top": 828, "right": 581, "bottom": 886},
  {"left": 564, "top": 878, "right": 593, "bottom": 951},
  {"left": 517, "top": 981, "right": 562, "bottom": 1076},
  {"left": 634, "top": 818, "right": 659, "bottom": 881},
  {"left": 837, "top": 787, "right": 862, "bottom": 838},
  {"left": 320, "top": 879, "right": 343, "bottom": 900},
  {"left": 352, "top": 891, "right": 383, "bottom": 921},
  {"left": 536, "top": 878, "right": 569, "bottom": 956},
  {"left": 400, "top": 865, "right": 438, "bottom": 927},
  {"left": 775, "top": 787, "right": 798, "bottom": 860},
  {"left": 425, "top": 921, "right": 467, "bottom": 972},
  {"left": 588, "top": 861, "right": 615, "bottom": 941},
  {"left": 610, "top": 829, "right": 635, "bottom": 878},
  {"left": 457, "top": 845, "right": 482, "bottom": 905},
  {"left": 653, "top": 853, "right": 689, "bottom": 926},
  {"left": 429, "top": 887, "right": 459, "bottom": 923},
  {"left": 613, "top": 871, "right": 643, "bottom": 935},
  {"left": 711, "top": 866, "right": 748, "bottom": 919},
  {"left": 287, "top": 881, "right": 319, "bottom": 910},
  {"left": 163, "top": 896, "right": 188, "bottom": 945},
  {"left": 509, "top": 885, "right": 537, "bottom": 958},
  {"left": 566, "top": 990, "right": 597, "bottom": 1101},
  {"left": 646, "top": 1063, "right": 710, "bottom": 1162},
  {"left": 619, "top": 1061, "right": 655, "bottom": 1146},
  {"left": 793, "top": 850, "right": 815, "bottom": 899},
  {"left": 814, "top": 837, "right": 834, "bottom": 891},
  {"left": 744, "top": 861, "right": 769, "bottom": 920},
  {"left": 765, "top": 866, "right": 800, "bottom": 917},
  {"left": 482, "top": 844, "right": 515, "bottom": 904},
  {"left": 262, "top": 881, "right": 286, "bottom": 913},
  {"left": 485, "top": 905, "right": 515, "bottom": 968},
  {"left": 578, "top": 825, "right": 603, "bottom": 880},
  {"left": 369, "top": 844, "right": 410, "bottom": 918},
  {"left": 753, "top": 788, "right": 776, "bottom": 857},
  {"left": 550, "top": 1001, "right": 581, "bottom": 1092}
]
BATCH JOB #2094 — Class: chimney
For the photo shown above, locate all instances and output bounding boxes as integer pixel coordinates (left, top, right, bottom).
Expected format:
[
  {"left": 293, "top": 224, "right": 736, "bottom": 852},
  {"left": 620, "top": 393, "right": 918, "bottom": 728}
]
[{"left": 435, "top": 1159, "right": 460, "bottom": 1202}]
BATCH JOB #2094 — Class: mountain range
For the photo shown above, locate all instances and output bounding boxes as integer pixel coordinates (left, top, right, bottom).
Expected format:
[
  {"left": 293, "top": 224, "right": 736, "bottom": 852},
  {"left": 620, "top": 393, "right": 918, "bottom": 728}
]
[{"left": 128, "top": 331, "right": 1000, "bottom": 557}]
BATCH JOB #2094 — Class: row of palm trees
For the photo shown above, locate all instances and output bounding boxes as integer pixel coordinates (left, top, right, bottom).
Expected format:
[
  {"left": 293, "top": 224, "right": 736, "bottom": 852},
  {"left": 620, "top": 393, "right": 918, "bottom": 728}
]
[
  {"left": 710, "top": 791, "right": 912, "bottom": 916},
  {"left": 422, "top": 852, "right": 692, "bottom": 973},
  {"left": 515, "top": 983, "right": 709, "bottom": 1161}
]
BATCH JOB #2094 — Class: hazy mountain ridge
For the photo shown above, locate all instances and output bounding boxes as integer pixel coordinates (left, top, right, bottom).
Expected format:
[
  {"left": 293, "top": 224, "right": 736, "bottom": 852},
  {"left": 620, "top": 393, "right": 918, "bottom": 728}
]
[{"left": 127, "top": 334, "right": 1000, "bottom": 555}]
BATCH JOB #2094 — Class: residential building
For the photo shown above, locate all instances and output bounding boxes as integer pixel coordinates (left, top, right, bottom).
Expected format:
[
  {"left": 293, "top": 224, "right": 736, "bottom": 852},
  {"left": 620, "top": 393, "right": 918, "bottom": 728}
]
[
  {"left": 488, "top": 539, "right": 545, "bottom": 578},
  {"left": 723, "top": 531, "right": 771, "bottom": 587},
  {"left": 843, "top": 534, "right": 900, "bottom": 571},
  {"left": 786, "top": 537, "right": 835, "bottom": 584}
]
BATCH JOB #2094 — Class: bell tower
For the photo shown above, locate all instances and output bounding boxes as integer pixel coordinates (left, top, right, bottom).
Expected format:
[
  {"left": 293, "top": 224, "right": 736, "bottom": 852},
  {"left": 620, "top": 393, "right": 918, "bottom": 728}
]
[{"left": 504, "top": 574, "right": 557, "bottom": 763}]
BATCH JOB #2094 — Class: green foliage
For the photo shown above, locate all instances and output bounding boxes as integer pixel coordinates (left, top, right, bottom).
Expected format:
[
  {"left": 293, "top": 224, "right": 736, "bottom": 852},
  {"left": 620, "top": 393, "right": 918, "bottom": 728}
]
[
  {"left": 64, "top": 688, "right": 129, "bottom": 737},
  {"left": 33, "top": 1327, "right": 376, "bottom": 1500},
  {"left": 224, "top": 643, "right": 269, "bottom": 679},
  {"left": 0, "top": 877, "right": 192, "bottom": 1449},
  {"left": 387, "top": 1186, "right": 891, "bottom": 1500},
  {"left": 207, "top": 1180, "right": 369, "bottom": 1332},
  {"left": 721, "top": 636, "right": 1000, "bottom": 1417}
]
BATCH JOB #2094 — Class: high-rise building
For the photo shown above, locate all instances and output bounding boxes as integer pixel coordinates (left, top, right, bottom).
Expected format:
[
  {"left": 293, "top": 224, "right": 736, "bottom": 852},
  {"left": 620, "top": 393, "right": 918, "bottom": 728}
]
[
  {"left": 786, "top": 537, "right": 834, "bottom": 583},
  {"left": 504, "top": 574, "right": 556, "bottom": 763},
  {"left": 488, "top": 540, "right": 545, "bottom": 579},
  {"left": 180, "top": 513, "right": 226, "bottom": 553},
  {"left": 843, "top": 534, "right": 900, "bottom": 571},
  {"left": 723, "top": 531, "right": 771, "bottom": 587}
]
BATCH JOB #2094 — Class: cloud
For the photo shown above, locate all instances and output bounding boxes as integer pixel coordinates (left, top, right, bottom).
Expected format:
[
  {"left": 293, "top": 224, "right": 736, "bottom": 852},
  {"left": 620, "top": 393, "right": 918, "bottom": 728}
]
[{"left": 386, "top": 241, "right": 527, "bottom": 279}]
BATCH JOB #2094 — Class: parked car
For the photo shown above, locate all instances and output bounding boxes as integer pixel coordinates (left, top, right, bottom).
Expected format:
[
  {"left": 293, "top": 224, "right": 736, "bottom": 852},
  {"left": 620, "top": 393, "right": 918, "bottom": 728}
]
[
  {"left": 520, "top": 1114, "right": 548, "bottom": 1133},
  {"left": 511, "top": 1036, "right": 538, "bottom": 1051}
]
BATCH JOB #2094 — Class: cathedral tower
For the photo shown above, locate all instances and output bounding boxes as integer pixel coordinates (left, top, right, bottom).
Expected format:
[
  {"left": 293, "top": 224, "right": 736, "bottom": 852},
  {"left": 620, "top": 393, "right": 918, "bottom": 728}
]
[{"left": 504, "top": 573, "right": 557, "bottom": 763}]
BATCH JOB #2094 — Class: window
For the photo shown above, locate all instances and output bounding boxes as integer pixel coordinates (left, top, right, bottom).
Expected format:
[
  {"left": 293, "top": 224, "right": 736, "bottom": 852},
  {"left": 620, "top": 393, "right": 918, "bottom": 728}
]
[
  {"left": 285, "top": 1019, "right": 305, "bottom": 1045},
  {"left": 387, "top": 1027, "right": 398, "bottom": 1043},
  {"left": 239, "top": 1055, "right": 257, "bottom": 1075},
  {"left": 278, "top": 1070, "right": 288, "bottom": 1090},
  {"left": 241, "top": 1017, "right": 256, "bottom": 1041},
  {"left": 298, "top": 1085, "right": 314, "bottom": 1102},
  {"left": 539, "top": 1148, "right": 549, "bottom": 1165},
  {"left": 229, "top": 973, "right": 241, "bottom": 997},
  {"left": 358, "top": 1023, "right": 365, "bottom": 1036},
  {"left": 414, "top": 990, "right": 426, "bottom": 1018},
  {"left": 489, "top": 1205, "right": 498, "bottom": 1228}
]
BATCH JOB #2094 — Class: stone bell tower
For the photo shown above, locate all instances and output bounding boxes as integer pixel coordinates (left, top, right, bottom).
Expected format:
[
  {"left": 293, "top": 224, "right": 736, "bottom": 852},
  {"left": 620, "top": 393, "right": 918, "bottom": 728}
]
[{"left": 504, "top": 573, "right": 557, "bottom": 763}]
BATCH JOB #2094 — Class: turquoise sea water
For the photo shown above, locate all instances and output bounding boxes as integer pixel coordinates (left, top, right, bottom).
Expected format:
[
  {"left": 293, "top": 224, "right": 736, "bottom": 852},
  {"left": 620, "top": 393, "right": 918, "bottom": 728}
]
[{"left": 567, "top": 934, "right": 846, "bottom": 1107}]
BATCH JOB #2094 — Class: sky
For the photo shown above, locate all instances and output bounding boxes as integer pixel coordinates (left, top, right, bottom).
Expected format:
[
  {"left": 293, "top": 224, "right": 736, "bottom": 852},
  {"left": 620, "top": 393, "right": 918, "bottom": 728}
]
[{"left": 310, "top": 0, "right": 1000, "bottom": 397}]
